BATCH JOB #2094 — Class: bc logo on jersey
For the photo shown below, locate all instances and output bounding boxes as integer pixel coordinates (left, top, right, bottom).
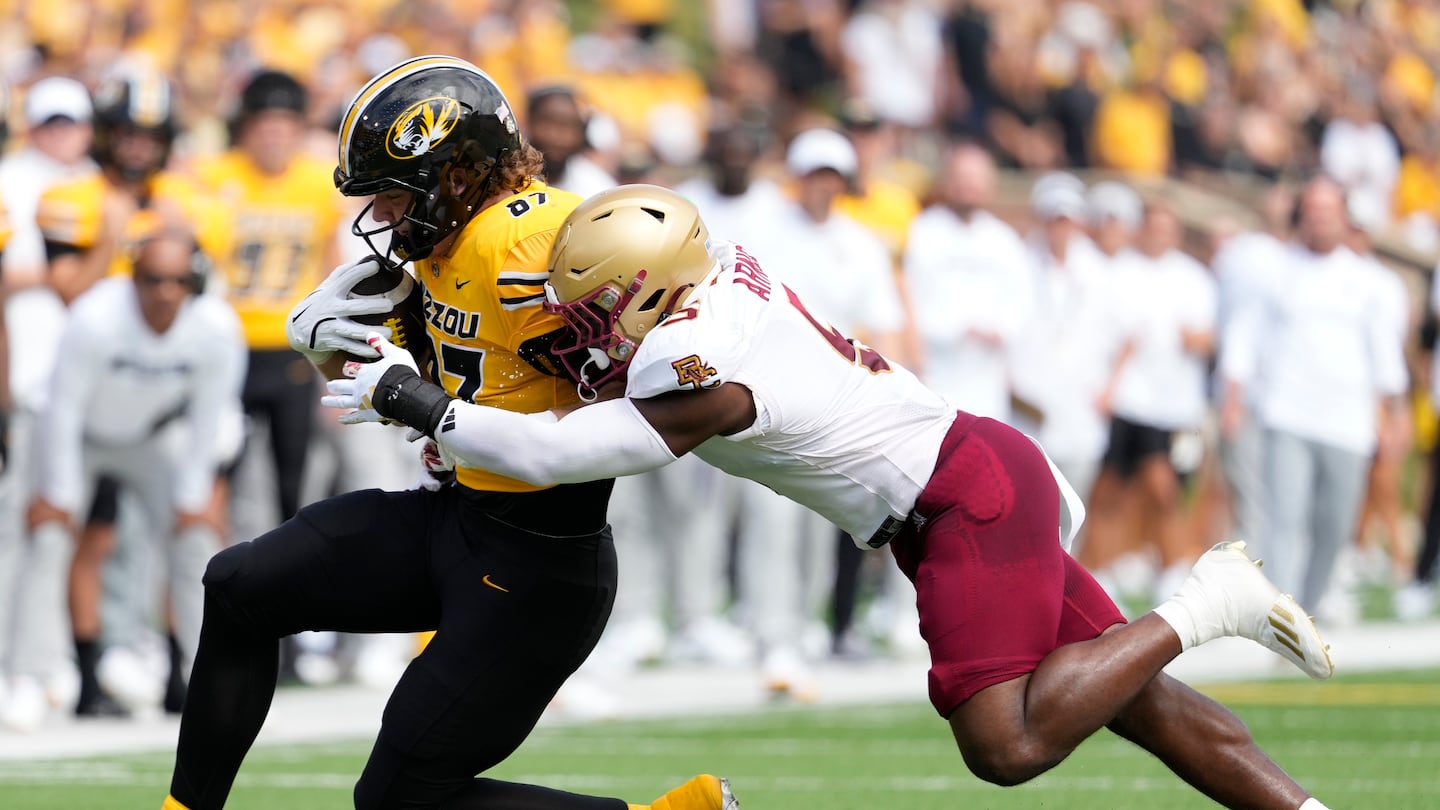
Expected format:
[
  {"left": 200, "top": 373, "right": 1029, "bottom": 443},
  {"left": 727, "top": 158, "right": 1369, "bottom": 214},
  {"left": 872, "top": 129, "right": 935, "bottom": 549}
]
[
  {"left": 387, "top": 97, "right": 461, "bottom": 159},
  {"left": 672, "top": 355, "right": 719, "bottom": 390}
]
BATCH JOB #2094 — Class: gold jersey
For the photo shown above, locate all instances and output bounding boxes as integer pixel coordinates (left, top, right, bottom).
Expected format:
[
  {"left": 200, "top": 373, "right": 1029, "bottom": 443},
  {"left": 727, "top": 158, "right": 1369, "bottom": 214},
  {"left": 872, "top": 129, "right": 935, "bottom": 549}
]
[
  {"left": 35, "top": 170, "right": 227, "bottom": 276},
  {"left": 836, "top": 178, "right": 920, "bottom": 260},
  {"left": 196, "top": 151, "right": 344, "bottom": 349},
  {"left": 416, "top": 181, "right": 582, "bottom": 493}
]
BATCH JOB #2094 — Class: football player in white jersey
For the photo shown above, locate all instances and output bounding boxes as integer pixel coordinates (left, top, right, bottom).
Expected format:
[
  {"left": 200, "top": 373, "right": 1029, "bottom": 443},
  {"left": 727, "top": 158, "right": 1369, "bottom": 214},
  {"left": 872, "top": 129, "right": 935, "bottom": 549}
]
[{"left": 330, "top": 185, "right": 1338, "bottom": 810}]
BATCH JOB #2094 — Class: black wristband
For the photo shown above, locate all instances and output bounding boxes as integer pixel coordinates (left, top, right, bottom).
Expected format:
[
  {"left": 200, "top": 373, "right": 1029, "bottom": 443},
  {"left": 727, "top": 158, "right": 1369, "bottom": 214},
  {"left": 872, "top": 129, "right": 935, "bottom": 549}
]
[{"left": 373, "top": 366, "right": 453, "bottom": 437}]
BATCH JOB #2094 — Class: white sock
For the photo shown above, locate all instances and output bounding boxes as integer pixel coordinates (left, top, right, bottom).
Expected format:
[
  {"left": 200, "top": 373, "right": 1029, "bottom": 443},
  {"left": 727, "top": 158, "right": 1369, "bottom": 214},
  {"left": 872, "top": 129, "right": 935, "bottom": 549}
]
[
  {"left": 1152, "top": 599, "right": 1200, "bottom": 652},
  {"left": 1298, "top": 798, "right": 1330, "bottom": 810}
]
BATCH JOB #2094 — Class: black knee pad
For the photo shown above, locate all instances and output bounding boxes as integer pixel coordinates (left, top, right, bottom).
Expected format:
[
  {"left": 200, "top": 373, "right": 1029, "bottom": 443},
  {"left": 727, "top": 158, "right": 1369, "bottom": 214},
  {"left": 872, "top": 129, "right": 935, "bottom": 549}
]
[
  {"left": 203, "top": 542, "right": 250, "bottom": 589},
  {"left": 202, "top": 542, "right": 276, "bottom": 628}
]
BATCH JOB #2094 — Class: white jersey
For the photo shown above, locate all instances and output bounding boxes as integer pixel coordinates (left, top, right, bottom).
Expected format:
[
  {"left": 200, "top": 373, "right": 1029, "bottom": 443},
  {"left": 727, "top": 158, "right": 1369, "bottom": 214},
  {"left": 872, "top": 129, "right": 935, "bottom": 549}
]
[
  {"left": 41, "top": 277, "right": 247, "bottom": 513},
  {"left": 625, "top": 242, "right": 956, "bottom": 543}
]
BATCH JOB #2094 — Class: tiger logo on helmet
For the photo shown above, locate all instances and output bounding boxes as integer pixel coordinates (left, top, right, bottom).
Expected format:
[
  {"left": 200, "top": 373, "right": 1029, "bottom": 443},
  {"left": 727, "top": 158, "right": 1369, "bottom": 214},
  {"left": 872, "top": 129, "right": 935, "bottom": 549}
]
[
  {"left": 335, "top": 55, "right": 520, "bottom": 263},
  {"left": 386, "top": 97, "right": 461, "bottom": 159}
]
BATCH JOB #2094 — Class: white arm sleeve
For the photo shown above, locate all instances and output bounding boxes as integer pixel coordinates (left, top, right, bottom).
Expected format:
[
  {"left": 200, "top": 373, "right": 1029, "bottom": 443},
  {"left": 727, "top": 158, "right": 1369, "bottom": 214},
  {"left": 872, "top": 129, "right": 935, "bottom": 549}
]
[{"left": 434, "top": 397, "right": 678, "bottom": 487}]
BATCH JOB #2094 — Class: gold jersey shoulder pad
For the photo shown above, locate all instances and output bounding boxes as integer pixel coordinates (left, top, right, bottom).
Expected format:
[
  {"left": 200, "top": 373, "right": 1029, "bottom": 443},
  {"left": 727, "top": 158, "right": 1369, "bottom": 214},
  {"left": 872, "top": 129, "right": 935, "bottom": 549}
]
[{"left": 464, "top": 181, "right": 581, "bottom": 264}]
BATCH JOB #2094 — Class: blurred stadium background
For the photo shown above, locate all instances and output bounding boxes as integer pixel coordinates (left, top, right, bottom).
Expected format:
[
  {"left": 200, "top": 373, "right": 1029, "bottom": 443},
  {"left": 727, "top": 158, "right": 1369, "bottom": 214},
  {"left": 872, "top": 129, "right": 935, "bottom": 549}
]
[{"left": 4, "top": 0, "right": 1440, "bottom": 806}]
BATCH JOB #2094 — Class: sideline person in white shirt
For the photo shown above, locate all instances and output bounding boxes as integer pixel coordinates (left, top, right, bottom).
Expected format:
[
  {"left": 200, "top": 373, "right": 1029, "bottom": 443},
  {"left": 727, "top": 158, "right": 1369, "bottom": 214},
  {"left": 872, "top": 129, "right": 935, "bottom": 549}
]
[
  {"left": 1337, "top": 197, "right": 1413, "bottom": 620},
  {"left": 904, "top": 141, "right": 1035, "bottom": 422},
  {"left": 1, "top": 232, "right": 245, "bottom": 731},
  {"left": 1098, "top": 200, "right": 1217, "bottom": 605},
  {"left": 1214, "top": 183, "right": 1295, "bottom": 556},
  {"left": 1319, "top": 79, "right": 1399, "bottom": 237},
  {"left": 732, "top": 127, "right": 906, "bottom": 695},
  {"left": 1012, "top": 173, "right": 1124, "bottom": 507},
  {"left": 1071, "top": 181, "right": 1154, "bottom": 596},
  {"left": 0, "top": 79, "right": 96, "bottom": 703},
  {"left": 1222, "top": 176, "right": 1409, "bottom": 613}
]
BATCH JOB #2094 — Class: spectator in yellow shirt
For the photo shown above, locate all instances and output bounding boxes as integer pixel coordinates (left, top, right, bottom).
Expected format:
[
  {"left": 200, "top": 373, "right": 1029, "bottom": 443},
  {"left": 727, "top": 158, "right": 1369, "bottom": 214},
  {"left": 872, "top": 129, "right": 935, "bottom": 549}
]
[{"left": 1092, "top": 73, "right": 1172, "bottom": 176}]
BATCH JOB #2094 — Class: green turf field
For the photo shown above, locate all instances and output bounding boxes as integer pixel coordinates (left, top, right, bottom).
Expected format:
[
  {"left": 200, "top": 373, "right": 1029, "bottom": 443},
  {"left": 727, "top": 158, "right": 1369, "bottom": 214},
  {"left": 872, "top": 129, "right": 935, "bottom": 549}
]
[{"left": 3, "top": 669, "right": 1439, "bottom": 809}]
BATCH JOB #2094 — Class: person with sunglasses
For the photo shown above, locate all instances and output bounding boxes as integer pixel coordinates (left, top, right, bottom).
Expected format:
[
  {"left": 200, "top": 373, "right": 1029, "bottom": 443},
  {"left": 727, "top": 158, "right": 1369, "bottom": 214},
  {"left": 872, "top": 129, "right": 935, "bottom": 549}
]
[{"left": 1, "top": 229, "right": 244, "bottom": 732}]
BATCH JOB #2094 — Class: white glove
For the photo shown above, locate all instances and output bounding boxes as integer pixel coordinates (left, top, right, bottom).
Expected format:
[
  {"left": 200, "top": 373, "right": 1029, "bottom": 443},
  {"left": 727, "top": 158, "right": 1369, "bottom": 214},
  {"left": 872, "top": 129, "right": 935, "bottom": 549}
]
[
  {"left": 287, "top": 257, "right": 401, "bottom": 361},
  {"left": 414, "top": 437, "right": 457, "bottom": 491},
  {"left": 321, "top": 333, "right": 420, "bottom": 424}
]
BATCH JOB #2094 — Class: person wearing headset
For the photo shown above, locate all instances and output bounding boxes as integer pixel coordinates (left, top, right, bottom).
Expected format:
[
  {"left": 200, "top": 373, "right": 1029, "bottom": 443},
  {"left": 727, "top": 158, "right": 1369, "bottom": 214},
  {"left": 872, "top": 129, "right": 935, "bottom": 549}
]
[{"left": 1, "top": 230, "right": 245, "bottom": 731}]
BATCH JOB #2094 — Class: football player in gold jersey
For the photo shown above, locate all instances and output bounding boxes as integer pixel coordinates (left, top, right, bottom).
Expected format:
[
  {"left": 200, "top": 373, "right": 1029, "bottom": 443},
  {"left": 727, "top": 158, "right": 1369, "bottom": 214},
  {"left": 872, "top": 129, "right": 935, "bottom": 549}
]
[
  {"left": 164, "top": 56, "right": 733, "bottom": 810},
  {"left": 195, "top": 68, "right": 344, "bottom": 528}
]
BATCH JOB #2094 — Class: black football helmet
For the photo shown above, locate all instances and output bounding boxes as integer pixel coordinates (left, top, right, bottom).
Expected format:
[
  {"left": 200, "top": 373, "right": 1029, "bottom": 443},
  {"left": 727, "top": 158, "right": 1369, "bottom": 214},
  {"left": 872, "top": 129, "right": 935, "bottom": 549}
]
[
  {"left": 92, "top": 68, "right": 178, "bottom": 183},
  {"left": 335, "top": 55, "right": 521, "bottom": 262}
]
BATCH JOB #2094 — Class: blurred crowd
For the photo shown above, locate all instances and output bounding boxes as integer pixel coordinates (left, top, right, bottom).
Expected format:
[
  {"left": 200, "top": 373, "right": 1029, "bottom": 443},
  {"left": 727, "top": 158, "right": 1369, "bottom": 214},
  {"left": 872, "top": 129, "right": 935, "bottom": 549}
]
[
  {"left": 9, "top": 0, "right": 1440, "bottom": 235},
  {"left": 0, "top": 0, "right": 1438, "bottom": 727}
]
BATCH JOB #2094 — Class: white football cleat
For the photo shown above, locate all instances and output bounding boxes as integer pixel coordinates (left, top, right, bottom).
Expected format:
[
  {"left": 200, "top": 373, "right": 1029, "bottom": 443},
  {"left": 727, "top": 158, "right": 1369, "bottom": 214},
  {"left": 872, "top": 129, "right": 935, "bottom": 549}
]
[
  {"left": 719, "top": 776, "right": 740, "bottom": 810},
  {"left": 1182, "top": 541, "right": 1334, "bottom": 680}
]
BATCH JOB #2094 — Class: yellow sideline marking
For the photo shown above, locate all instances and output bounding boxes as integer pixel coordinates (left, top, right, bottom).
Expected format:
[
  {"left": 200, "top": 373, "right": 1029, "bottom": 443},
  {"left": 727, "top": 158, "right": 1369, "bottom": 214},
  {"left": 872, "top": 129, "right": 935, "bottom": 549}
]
[{"left": 1202, "top": 681, "right": 1440, "bottom": 706}]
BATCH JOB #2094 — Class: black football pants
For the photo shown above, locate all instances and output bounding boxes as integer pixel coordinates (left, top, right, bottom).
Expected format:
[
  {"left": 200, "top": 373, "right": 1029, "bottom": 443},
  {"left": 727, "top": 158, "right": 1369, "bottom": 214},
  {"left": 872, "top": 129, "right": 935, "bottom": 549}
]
[{"left": 168, "top": 483, "right": 625, "bottom": 810}]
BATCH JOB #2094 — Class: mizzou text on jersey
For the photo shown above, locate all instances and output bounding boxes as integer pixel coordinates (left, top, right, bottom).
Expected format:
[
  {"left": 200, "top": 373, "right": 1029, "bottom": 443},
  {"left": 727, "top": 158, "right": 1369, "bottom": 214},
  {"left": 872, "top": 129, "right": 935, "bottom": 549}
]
[{"left": 416, "top": 180, "right": 583, "bottom": 492}]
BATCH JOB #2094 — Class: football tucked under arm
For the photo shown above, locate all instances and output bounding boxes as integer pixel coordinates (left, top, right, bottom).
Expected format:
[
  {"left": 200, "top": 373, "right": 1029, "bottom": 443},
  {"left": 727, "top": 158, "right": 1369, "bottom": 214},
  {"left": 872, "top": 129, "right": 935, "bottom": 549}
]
[{"left": 287, "top": 256, "right": 433, "bottom": 380}]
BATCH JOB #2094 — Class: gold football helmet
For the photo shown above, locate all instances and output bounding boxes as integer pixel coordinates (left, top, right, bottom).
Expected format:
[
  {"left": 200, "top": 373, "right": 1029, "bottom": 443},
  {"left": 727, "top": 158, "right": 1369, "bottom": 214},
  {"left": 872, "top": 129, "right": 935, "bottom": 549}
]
[{"left": 544, "top": 184, "right": 717, "bottom": 394}]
